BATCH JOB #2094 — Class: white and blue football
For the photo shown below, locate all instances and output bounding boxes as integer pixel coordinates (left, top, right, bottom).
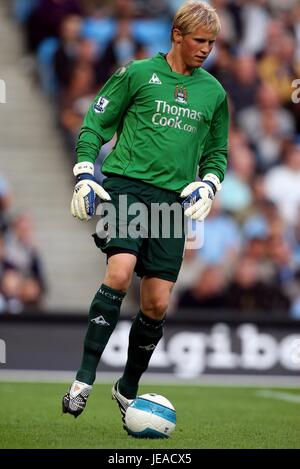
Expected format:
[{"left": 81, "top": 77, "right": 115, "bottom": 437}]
[{"left": 125, "top": 393, "right": 176, "bottom": 438}]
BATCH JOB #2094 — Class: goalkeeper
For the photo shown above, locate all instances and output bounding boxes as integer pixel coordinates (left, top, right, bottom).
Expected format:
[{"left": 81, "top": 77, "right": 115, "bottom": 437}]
[{"left": 62, "top": 0, "right": 229, "bottom": 425}]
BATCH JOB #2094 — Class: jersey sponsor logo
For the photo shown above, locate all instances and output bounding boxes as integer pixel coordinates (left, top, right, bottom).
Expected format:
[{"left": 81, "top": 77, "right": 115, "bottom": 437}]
[
  {"left": 149, "top": 73, "right": 162, "bottom": 85},
  {"left": 93, "top": 96, "right": 110, "bottom": 113},
  {"left": 174, "top": 84, "right": 188, "bottom": 104},
  {"left": 151, "top": 100, "right": 204, "bottom": 134}
]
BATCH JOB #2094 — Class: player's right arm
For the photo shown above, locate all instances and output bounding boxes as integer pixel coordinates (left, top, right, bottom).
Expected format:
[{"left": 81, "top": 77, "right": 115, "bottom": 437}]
[
  {"left": 76, "top": 64, "right": 134, "bottom": 164},
  {"left": 71, "top": 64, "right": 134, "bottom": 220}
]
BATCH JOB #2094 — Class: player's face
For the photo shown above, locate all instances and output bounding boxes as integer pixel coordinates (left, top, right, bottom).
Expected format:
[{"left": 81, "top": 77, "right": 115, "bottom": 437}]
[{"left": 178, "top": 26, "right": 216, "bottom": 69}]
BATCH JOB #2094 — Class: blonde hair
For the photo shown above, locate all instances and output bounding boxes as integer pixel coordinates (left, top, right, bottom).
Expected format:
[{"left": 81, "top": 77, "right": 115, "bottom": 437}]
[{"left": 171, "top": 1, "right": 221, "bottom": 41}]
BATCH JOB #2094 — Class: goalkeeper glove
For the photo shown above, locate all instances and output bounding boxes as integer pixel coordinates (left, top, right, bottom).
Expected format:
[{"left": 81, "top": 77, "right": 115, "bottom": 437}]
[
  {"left": 71, "top": 162, "right": 111, "bottom": 220},
  {"left": 180, "top": 173, "right": 221, "bottom": 221}
]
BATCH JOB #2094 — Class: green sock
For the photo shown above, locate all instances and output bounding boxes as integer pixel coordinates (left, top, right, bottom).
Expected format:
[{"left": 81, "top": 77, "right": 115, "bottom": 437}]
[
  {"left": 76, "top": 284, "right": 125, "bottom": 385},
  {"left": 119, "top": 310, "right": 165, "bottom": 399}
]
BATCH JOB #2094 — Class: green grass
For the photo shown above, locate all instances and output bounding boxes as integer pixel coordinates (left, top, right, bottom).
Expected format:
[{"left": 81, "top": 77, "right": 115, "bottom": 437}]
[{"left": 0, "top": 382, "right": 299, "bottom": 448}]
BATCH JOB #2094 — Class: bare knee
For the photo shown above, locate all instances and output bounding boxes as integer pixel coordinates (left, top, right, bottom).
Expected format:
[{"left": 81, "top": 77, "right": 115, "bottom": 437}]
[
  {"left": 104, "top": 269, "right": 133, "bottom": 292},
  {"left": 141, "top": 298, "right": 169, "bottom": 320},
  {"left": 103, "top": 253, "right": 136, "bottom": 291},
  {"left": 140, "top": 277, "right": 173, "bottom": 320}
]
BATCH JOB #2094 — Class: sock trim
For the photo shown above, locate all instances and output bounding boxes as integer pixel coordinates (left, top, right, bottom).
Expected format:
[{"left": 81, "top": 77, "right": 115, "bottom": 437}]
[
  {"left": 97, "top": 284, "right": 126, "bottom": 304},
  {"left": 138, "top": 310, "right": 165, "bottom": 330}
]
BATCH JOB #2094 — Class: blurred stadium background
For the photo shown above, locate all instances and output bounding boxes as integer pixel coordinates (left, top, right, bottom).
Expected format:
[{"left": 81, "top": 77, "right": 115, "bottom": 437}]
[{"left": 1, "top": 0, "right": 300, "bottom": 396}]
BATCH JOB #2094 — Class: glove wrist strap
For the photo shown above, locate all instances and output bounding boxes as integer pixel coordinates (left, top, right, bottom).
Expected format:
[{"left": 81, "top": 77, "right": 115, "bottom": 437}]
[
  {"left": 203, "top": 180, "right": 217, "bottom": 195},
  {"left": 73, "top": 161, "right": 94, "bottom": 177},
  {"left": 203, "top": 173, "right": 222, "bottom": 193}
]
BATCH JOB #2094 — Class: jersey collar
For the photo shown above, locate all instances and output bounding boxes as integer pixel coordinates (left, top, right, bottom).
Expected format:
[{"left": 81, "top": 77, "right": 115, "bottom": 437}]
[{"left": 157, "top": 52, "right": 198, "bottom": 77}]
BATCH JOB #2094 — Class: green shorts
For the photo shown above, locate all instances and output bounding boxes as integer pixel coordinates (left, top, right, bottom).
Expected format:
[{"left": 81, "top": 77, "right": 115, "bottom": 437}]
[{"left": 92, "top": 175, "right": 186, "bottom": 282}]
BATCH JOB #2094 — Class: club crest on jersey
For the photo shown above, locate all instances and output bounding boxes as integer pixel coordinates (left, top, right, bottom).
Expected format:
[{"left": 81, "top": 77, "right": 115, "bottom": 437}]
[
  {"left": 93, "top": 96, "right": 109, "bottom": 114},
  {"left": 174, "top": 85, "right": 187, "bottom": 105}
]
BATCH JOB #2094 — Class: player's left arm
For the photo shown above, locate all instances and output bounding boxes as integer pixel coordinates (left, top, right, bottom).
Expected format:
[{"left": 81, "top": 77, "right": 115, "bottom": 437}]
[
  {"left": 181, "top": 95, "right": 229, "bottom": 221},
  {"left": 71, "top": 64, "right": 135, "bottom": 220}
]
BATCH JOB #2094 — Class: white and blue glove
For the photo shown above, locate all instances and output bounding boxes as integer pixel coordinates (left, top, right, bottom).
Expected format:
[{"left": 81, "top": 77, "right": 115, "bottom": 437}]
[
  {"left": 71, "top": 162, "right": 111, "bottom": 220},
  {"left": 180, "top": 173, "right": 221, "bottom": 221}
]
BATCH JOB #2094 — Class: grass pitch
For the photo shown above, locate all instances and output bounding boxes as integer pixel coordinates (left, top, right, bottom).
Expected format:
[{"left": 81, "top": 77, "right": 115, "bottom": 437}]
[{"left": 0, "top": 382, "right": 299, "bottom": 449}]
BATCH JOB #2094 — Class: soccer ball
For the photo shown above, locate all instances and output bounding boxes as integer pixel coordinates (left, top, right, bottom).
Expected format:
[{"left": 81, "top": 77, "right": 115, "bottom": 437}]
[{"left": 124, "top": 393, "right": 176, "bottom": 438}]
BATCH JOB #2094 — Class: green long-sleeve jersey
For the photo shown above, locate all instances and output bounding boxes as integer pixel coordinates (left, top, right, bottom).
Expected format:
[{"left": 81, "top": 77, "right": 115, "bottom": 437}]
[{"left": 76, "top": 53, "right": 229, "bottom": 193}]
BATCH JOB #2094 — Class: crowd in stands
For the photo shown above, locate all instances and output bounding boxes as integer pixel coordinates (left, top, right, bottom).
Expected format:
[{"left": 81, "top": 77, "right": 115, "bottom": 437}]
[
  {"left": 12, "top": 0, "right": 300, "bottom": 318},
  {"left": 0, "top": 175, "right": 46, "bottom": 314}
]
